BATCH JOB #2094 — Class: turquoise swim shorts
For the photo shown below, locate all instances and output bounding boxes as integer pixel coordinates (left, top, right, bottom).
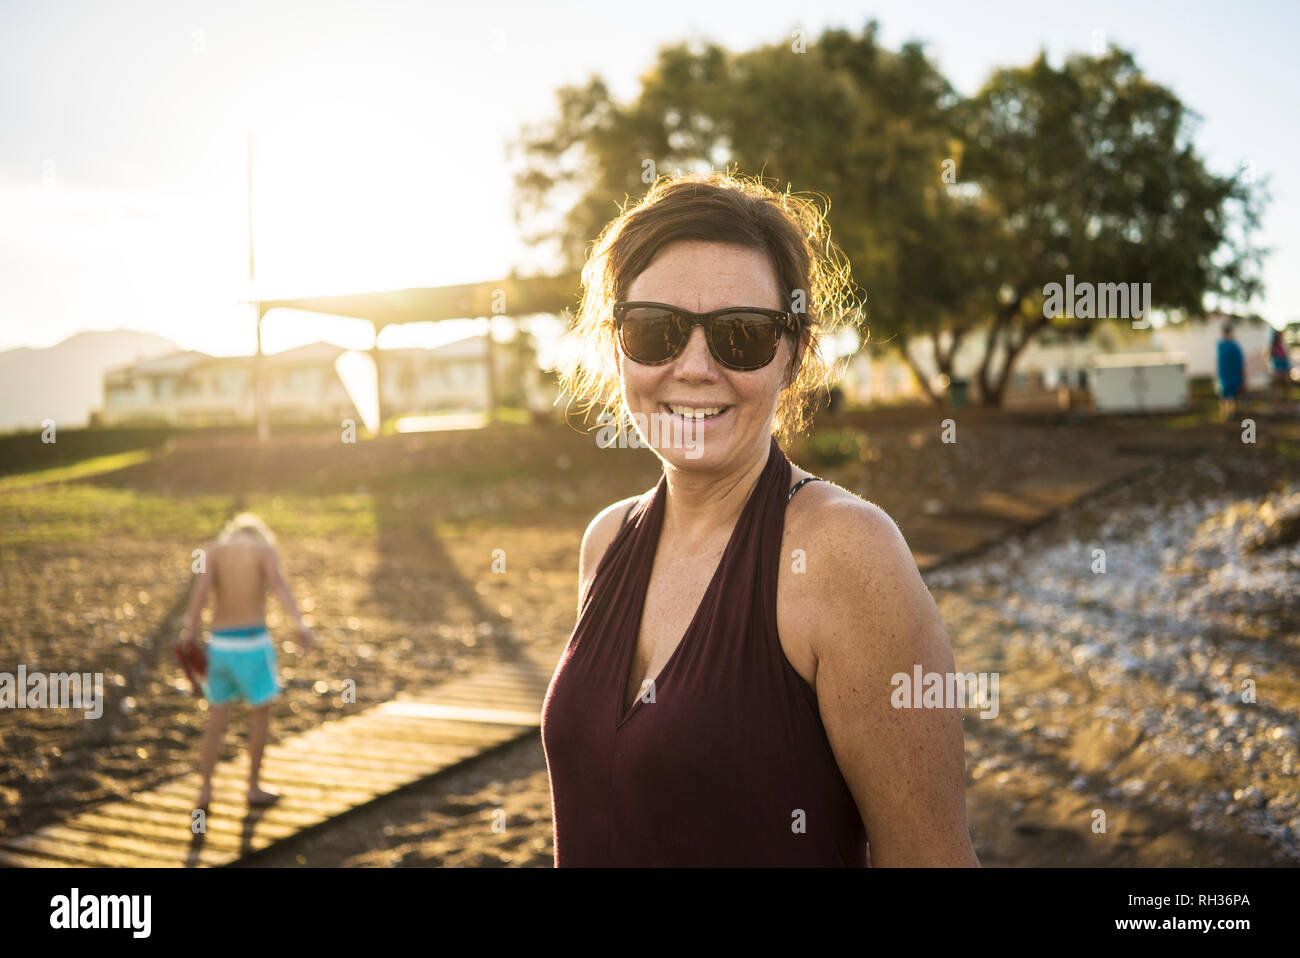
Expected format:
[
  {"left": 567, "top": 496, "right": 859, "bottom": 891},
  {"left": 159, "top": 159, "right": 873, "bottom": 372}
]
[{"left": 202, "top": 625, "right": 282, "bottom": 706}]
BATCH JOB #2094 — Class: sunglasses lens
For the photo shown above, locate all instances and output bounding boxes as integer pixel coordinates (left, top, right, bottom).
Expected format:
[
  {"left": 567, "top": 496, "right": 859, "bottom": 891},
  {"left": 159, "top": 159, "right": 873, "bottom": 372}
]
[
  {"left": 619, "top": 307, "right": 687, "bottom": 363},
  {"left": 710, "top": 312, "right": 781, "bottom": 369}
]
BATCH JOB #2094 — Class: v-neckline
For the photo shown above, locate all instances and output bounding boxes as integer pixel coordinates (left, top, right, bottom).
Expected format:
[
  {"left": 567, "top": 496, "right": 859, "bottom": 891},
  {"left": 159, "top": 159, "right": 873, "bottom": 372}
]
[{"left": 615, "top": 447, "right": 776, "bottom": 730}]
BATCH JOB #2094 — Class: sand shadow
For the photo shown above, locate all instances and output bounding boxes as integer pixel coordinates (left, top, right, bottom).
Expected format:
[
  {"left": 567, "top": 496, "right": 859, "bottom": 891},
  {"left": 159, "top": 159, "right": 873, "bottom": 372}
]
[{"left": 370, "top": 479, "right": 526, "bottom": 663}]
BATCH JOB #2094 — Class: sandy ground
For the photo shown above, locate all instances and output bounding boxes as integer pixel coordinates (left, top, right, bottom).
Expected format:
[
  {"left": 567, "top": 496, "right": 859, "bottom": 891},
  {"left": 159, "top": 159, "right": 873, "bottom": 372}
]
[
  {"left": 249, "top": 420, "right": 1299, "bottom": 868},
  {"left": 3, "top": 407, "right": 1297, "bottom": 866},
  {"left": 946, "top": 452, "right": 1299, "bottom": 866}
]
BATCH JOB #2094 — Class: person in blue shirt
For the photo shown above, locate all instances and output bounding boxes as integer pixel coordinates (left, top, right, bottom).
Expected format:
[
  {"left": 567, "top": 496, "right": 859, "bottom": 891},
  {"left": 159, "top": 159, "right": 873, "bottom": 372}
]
[{"left": 1217, "top": 323, "right": 1245, "bottom": 421}]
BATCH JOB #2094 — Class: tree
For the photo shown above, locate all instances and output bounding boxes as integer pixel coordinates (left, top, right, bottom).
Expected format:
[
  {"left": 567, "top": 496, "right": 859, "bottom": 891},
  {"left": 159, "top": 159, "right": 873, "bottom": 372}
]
[
  {"left": 510, "top": 28, "right": 1267, "bottom": 406},
  {"left": 510, "top": 22, "right": 989, "bottom": 406},
  {"left": 957, "top": 47, "right": 1267, "bottom": 403}
]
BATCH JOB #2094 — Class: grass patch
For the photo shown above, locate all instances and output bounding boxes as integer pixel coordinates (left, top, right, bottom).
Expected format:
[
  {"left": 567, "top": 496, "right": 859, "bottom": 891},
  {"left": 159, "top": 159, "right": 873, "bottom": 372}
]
[
  {"left": 0, "top": 485, "right": 376, "bottom": 551},
  {"left": 799, "top": 428, "right": 868, "bottom": 470},
  {"left": 0, "top": 485, "right": 229, "bottom": 547},
  {"left": 494, "top": 406, "right": 534, "bottom": 425},
  {"left": 242, "top": 493, "right": 378, "bottom": 540},
  {"left": 0, "top": 449, "right": 155, "bottom": 492},
  {"left": 1159, "top": 413, "right": 1209, "bottom": 430}
]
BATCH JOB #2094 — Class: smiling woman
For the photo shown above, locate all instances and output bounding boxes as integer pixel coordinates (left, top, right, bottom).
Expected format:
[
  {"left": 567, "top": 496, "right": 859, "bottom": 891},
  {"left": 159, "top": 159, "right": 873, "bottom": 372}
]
[
  {"left": 541, "top": 170, "right": 981, "bottom": 867},
  {"left": 562, "top": 172, "right": 857, "bottom": 442}
]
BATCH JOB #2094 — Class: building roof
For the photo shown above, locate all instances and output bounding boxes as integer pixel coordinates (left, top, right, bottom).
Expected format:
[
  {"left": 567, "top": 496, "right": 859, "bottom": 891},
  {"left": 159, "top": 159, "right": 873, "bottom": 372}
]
[
  {"left": 1093, "top": 352, "right": 1190, "bottom": 368},
  {"left": 105, "top": 349, "right": 212, "bottom": 377},
  {"left": 265, "top": 341, "right": 347, "bottom": 365},
  {"left": 1201, "top": 311, "right": 1270, "bottom": 327},
  {"left": 254, "top": 272, "right": 582, "bottom": 329},
  {"left": 105, "top": 335, "right": 500, "bottom": 381},
  {"left": 381, "top": 335, "right": 489, "bottom": 362}
]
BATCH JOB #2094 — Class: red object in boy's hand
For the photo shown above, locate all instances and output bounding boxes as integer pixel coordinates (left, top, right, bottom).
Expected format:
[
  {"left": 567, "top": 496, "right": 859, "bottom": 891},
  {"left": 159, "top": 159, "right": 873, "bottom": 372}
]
[{"left": 173, "top": 639, "right": 207, "bottom": 695}]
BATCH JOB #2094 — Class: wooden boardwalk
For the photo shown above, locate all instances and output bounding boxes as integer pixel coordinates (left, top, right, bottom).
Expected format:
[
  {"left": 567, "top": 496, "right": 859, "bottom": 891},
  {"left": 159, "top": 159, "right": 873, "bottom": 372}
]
[{"left": 0, "top": 654, "right": 558, "bottom": 868}]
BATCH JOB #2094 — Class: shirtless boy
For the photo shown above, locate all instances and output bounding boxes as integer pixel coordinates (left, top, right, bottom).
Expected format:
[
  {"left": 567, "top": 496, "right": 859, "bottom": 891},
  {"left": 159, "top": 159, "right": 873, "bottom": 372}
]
[{"left": 179, "top": 512, "right": 315, "bottom": 812}]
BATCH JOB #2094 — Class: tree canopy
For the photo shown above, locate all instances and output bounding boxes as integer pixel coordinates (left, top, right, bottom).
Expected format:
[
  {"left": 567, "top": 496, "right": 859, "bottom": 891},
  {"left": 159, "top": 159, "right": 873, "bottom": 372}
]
[{"left": 510, "top": 22, "right": 1267, "bottom": 405}]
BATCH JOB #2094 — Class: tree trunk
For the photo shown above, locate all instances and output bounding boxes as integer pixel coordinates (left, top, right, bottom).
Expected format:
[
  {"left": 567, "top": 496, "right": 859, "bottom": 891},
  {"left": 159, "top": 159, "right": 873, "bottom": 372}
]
[
  {"left": 976, "top": 313, "right": 1006, "bottom": 404},
  {"left": 943, "top": 327, "right": 966, "bottom": 380},
  {"left": 987, "top": 316, "right": 1050, "bottom": 404},
  {"left": 896, "top": 335, "right": 942, "bottom": 405},
  {"left": 930, "top": 330, "right": 951, "bottom": 379},
  {"left": 931, "top": 327, "right": 966, "bottom": 381},
  {"left": 976, "top": 293, "right": 1029, "bottom": 406}
]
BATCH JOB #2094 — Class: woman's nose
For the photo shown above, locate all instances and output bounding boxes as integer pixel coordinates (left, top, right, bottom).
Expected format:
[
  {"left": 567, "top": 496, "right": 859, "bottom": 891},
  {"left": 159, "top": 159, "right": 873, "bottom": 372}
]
[{"left": 674, "top": 325, "right": 717, "bottom": 375}]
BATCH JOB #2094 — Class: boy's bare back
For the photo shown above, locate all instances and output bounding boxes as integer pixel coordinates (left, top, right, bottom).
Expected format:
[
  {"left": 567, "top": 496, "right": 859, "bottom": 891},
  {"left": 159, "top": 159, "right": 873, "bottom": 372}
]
[
  {"left": 207, "top": 537, "right": 274, "bottom": 630},
  {"left": 180, "top": 516, "right": 314, "bottom": 653}
]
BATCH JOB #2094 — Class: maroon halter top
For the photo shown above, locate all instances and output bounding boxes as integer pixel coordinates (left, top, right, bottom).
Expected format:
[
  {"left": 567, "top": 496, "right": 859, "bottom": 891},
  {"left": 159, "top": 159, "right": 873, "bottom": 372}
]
[{"left": 541, "top": 436, "right": 869, "bottom": 866}]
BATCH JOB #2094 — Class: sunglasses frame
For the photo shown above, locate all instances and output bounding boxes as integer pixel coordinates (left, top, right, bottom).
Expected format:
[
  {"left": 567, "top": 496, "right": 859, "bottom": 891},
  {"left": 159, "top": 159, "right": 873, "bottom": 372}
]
[{"left": 611, "top": 301, "right": 799, "bottom": 371}]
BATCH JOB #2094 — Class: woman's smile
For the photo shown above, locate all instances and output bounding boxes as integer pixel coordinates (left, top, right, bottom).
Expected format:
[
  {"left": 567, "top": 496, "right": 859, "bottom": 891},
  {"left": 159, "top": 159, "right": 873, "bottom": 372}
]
[{"left": 660, "top": 402, "right": 732, "bottom": 426}]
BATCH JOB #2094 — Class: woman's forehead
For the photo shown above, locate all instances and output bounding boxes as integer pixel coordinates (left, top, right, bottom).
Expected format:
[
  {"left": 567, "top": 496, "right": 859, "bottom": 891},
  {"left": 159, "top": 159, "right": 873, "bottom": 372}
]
[{"left": 626, "top": 242, "right": 782, "bottom": 309}]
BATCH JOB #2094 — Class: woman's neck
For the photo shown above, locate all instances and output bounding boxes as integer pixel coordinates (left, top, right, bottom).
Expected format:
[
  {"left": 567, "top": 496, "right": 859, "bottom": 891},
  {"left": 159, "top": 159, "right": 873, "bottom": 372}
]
[{"left": 660, "top": 436, "right": 770, "bottom": 547}]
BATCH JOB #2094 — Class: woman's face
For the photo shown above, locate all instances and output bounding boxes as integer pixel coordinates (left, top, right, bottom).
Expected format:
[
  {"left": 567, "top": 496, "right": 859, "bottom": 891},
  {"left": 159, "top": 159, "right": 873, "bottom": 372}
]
[{"left": 620, "top": 240, "right": 798, "bottom": 474}]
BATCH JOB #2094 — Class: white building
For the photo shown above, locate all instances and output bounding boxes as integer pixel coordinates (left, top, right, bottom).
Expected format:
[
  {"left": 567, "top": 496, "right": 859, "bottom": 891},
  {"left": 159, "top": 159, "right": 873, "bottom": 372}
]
[
  {"left": 1148, "top": 312, "right": 1277, "bottom": 389},
  {"left": 838, "top": 312, "right": 1280, "bottom": 405},
  {"left": 100, "top": 335, "right": 529, "bottom": 427},
  {"left": 838, "top": 348, "right": 926, "bottom": 404},
  {"left": 103, "top": 350, "right": 262, "bottom": 426}
]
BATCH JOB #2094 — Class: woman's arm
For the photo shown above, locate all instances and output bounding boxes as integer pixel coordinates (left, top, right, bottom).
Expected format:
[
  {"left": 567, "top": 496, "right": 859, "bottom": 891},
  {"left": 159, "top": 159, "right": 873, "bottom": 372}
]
[{"left": 792, "top": 497, "right": 980, "bottom": 866}]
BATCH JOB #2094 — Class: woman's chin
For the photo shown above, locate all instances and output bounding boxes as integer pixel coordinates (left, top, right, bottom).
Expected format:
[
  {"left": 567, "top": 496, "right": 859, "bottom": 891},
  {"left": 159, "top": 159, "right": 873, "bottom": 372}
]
[
  {"left": 653, "top": 444, "right": 713, "bottom": 470},
  {"left": 650, "top": 423, "right": 742, "bottom": 471}
]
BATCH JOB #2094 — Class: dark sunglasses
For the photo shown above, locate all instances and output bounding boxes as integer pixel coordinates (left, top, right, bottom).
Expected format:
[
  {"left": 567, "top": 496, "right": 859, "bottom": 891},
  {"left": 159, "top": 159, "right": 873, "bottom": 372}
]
[{"left": 612, "top": 301, "right": 797, "bottom": 371}]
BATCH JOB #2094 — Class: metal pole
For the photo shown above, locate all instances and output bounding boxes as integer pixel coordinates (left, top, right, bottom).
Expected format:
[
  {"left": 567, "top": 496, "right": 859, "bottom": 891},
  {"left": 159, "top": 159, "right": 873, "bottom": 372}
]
[
  {"left": 255, "top": 307, "right": 268, "bottom": 442},
  {"left": 371, "top": 321, "right": 383, "bottom": 434},
  {"left": 484, "top": 315, "right": 497, "bottom": 423},
  {"left": 249, "top": 132, "right": 269, "bottom": 442}
]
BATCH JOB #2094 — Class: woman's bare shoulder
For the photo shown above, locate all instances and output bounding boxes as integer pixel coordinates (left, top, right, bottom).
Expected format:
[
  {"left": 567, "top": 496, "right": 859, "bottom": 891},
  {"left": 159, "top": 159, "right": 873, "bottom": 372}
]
[
  {"left": 786, "top": 474, "right": 906, "bottom": 551},
  {"left": 781, "top": 473, "right": 942, "bottom": 663},
  {"left": 578, "top": 492, "right": 650, "bottom": 590},
  {"left": 782, "top": 475, "right": 921, "bottom": 606}
]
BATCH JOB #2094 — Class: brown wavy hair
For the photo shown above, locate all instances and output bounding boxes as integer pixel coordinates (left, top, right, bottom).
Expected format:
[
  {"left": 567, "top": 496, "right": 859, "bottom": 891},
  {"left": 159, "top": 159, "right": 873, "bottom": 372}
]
[{"left": 560, "top": 169, "right": 862, "bottom": 441}]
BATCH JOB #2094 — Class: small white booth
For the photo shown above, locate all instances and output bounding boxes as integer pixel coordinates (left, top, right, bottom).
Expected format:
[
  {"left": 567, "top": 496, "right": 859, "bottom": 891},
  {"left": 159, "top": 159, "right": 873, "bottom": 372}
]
[{"left": 1090, "top": 353, "right": 1189, "bottom": 413}]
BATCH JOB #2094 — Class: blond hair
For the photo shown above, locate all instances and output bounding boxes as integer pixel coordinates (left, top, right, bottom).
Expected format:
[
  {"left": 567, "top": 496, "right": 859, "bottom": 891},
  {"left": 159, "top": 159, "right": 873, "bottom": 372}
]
[{"left": 217, "top": 512, "right": 276, "bottom": 547}]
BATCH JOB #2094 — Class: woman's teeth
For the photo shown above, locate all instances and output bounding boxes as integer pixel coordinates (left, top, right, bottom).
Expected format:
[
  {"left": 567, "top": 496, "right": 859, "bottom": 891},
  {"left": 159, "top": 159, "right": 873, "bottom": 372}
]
[{"left": 666, "top": 404, "right": 726, "bottom": 420}]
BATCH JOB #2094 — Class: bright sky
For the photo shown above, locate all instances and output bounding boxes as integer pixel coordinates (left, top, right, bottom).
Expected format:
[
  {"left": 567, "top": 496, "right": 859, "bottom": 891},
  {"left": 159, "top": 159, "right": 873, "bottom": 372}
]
[{"left": 2, "top": 0, "right": 1296, "bottom": 359}]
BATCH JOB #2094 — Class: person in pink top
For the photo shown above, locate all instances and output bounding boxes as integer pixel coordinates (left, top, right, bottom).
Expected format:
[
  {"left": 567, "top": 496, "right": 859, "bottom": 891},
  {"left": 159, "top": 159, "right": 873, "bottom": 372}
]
[{"left": 1267, "top": 327, "right": 1294, "bottom": 408}]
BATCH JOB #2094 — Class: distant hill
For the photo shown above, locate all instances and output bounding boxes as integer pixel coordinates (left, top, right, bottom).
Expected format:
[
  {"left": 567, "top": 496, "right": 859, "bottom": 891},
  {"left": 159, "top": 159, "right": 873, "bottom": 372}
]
[{"left": 0, "top": 330, "right": 179, "bottom": 434}]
